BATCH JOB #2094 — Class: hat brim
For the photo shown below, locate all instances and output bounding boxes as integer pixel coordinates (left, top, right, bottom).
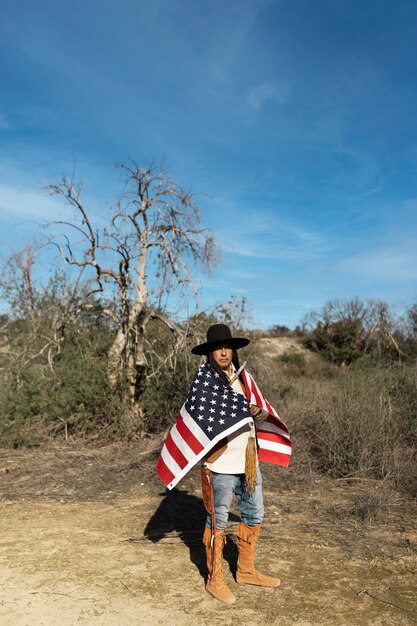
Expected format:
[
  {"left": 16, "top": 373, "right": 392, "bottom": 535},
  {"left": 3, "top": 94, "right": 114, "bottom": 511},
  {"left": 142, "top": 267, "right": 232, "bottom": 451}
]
[{"left": 191, "top": 337, "right": 250, "bottom": 355}]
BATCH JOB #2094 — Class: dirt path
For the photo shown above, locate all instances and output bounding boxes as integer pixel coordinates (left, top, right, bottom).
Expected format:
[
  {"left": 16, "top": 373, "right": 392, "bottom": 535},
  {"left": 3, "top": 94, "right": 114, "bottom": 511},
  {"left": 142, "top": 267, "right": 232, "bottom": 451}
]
[{"left": 0, "top": 445, "right": 416, "bottom": 625}]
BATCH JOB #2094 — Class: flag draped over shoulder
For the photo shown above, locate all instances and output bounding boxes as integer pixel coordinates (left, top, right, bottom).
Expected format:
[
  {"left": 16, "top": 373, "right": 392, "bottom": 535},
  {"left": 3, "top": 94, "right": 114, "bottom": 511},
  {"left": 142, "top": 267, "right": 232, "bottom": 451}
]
[
  {"left": 240, "top": 369, "right": 291, "bottom": 467},
  {"left": 156, "top": 362, "right": 291, "bottom": 490}
]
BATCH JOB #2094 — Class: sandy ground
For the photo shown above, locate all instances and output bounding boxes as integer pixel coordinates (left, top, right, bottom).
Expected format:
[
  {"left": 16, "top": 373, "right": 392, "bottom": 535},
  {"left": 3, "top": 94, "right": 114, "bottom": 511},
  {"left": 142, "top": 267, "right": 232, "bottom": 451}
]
[
  {"left": 256, "top": 337, "right": 310, "bottom": 359},
  {"left": 0, "top": 444, "right": 416, "bottom": 626}
]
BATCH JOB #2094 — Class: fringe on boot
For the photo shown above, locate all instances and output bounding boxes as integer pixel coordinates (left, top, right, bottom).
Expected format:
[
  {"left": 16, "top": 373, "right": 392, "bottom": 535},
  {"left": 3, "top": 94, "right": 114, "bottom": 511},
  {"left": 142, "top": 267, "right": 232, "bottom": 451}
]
[{"left": 202, "top": 526, "right": 236, "bottom": 604}]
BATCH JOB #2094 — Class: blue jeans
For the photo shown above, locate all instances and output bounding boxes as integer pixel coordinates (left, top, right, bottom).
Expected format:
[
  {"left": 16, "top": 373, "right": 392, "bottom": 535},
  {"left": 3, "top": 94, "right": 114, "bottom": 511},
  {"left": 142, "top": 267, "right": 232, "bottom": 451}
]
[{"left": 205, "top": 466, "right": 264, "bottom": 530}]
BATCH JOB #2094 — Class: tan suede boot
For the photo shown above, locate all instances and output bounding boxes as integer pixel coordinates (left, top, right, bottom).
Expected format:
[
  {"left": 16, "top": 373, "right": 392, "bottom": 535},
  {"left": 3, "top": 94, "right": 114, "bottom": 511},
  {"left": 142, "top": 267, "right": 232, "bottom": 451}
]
[
  {"left": 236, "top": 522, "right": 281, "bottom": 587},
  {"left": 202, "top": 526, "right": 236, "bottom": 604}
]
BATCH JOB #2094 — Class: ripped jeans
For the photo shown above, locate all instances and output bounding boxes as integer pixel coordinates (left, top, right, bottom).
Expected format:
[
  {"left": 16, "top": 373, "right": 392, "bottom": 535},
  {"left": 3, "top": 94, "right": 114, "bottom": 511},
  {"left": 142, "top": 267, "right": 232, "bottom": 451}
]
[{"left": 205, "top": 466, "right": 264, "bottom": 530}]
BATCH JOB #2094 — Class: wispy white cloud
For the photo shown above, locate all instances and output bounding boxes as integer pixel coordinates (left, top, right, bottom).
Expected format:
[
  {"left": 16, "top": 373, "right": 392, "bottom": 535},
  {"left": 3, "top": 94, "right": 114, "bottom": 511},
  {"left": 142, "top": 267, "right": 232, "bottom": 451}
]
[
  {"left": 225, "top": 239, "right": 316, "bottom": 261},
  {"left": 340, "top": 244, "right": 417, "bottom": 282},
  {"left": 0, "top": 153, "right": 118, "bottom": 226},
  {"left": 229, "top": 268, "right": 258, "bottom": 280},
  {"left": 0, "top": 183, "right": 64, "bottom": 221},
  {"left": 215, "top": 210, "right": 325, "bottom": 261},
  {"left": 205, "top": 0, "right": 275, "bottom": 83},
  {"left": 246, "top": 81, "right": 290, "bottom": 111}
]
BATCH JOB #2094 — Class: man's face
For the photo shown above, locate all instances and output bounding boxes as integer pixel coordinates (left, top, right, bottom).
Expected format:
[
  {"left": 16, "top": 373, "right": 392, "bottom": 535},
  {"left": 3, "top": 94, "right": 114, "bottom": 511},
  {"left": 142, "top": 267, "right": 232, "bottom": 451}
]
[{"left": 212, "top": 344, "right": 233, "bottom": 371}]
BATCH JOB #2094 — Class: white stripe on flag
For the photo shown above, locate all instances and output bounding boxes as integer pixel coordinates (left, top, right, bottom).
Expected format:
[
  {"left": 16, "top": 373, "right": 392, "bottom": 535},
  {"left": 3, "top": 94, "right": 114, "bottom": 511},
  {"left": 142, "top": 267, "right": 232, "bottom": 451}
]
[
  {"left": 160, "top": 444, "right": 183, "bottom": 477},
  {"left": 248, "top": 389, "right": 270, "bottom": 413},
  {"left": 246, "top": 372, "right": 280, "bottom": 418},
  {"left": 246, "top": 375, "right": 263, "bottom": 405},
  {"left": 170, "top": 423, "right": 196, "bottom": 461},
  {"left": 258, "top": 421, "right": 291, "bottom": 440},
  {"left": 258, "top": 438, "right": 292, "bottom": 455}
]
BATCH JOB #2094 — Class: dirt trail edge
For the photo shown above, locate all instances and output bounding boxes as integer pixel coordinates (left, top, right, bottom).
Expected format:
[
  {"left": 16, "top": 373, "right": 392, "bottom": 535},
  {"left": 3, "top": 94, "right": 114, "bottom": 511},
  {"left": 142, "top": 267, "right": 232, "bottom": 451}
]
[{"left": 0, "top": 444, "right": 416, "bottom": 626}]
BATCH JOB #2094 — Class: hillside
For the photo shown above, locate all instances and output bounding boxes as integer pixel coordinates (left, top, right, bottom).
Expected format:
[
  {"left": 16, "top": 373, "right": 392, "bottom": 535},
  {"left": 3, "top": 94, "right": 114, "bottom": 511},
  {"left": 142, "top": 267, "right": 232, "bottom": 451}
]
[{"left": 255, "top": 336, "right": 311, "bottom": 359}]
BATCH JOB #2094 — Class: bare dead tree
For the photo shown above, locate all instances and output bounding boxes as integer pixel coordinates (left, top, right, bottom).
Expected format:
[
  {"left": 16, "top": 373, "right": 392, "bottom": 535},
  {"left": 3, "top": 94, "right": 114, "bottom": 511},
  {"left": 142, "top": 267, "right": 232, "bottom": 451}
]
[
  {"left": 367, "top": 301, "right": 405, "bottom": 358},
  {"left": 47, "top": 161, "right": 218, "bottom": 408},
  {"left": 21, "top": 244, "right": 37, "bottom": 332}
]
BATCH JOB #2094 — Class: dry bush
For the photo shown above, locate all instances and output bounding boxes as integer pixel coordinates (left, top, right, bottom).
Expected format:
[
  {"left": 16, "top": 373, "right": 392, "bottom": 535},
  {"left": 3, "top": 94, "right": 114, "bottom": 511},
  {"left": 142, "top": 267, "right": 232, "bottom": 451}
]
[{"left": 251, "top": 347, "right": 416, "bottom": 498}]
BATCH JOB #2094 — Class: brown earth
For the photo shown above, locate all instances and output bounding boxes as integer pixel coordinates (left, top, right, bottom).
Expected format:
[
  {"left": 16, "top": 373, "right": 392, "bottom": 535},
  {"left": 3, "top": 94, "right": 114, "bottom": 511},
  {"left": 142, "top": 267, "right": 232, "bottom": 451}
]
[
  {"left": 0, "top": 443, "right": 416, "bottom": 626},
  {"left": 256, "top": 337, "right": 310, "bottom": 360}
]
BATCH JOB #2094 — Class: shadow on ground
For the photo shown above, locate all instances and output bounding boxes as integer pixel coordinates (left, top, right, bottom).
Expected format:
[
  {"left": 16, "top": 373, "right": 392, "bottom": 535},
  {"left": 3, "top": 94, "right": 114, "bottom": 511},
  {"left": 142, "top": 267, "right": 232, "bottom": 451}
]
[{"left": 143, "top": 487, "right": 240, "bottom": 579}]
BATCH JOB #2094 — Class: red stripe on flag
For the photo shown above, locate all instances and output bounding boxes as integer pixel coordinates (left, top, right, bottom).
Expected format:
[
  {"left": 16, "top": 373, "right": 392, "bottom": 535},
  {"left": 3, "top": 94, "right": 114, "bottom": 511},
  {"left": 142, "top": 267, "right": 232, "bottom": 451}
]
[
  {"left": 264, "top": 398, "right": 274, "bottom": 415},
  {"left": 257, "top": 430, "right": 291, "bottom": 444},
  {"left": 266, "top": 415, "right": 289, "bottom": 434},
  {"left": 176, "top": 413, "right": 204, "bottom": 455},
  {"left": 258, "top": 447, "right": 291, "bottom": 467},
  {"left": 156, "top": 454, "right": 175, "bottom": 486},
  {"left": 242, "top": 371, "right": 251, "bottom": 402},
  {"left": 164, "top": 433, "right": 188, "bottom": 469},
  {"left": 251, "top": 380, "right": 263, "bottom": 408}
]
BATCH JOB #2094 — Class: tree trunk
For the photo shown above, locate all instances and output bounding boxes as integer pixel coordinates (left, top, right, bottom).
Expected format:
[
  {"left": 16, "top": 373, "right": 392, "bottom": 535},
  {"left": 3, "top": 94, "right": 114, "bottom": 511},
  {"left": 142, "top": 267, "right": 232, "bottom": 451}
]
[
  {"left": 107, "top": 328, "right": 128, "bottom": 389},
  {"left": 107, "top": 321, "right": 146, "bottom": 405},
  {"left": 107, "top": 241, "right": 149, "bottom": 405}
]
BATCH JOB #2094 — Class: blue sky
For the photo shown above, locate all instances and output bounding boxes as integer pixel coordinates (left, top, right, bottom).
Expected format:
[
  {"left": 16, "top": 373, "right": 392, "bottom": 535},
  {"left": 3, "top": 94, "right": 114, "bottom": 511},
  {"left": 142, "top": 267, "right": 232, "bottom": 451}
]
[{"left": 1, "top": 0, "right": 417, "bottom": 328}]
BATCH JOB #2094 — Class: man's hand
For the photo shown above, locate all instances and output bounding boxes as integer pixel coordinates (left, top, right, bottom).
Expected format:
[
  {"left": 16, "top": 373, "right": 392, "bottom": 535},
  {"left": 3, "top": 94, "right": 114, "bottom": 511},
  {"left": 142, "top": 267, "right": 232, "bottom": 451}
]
[{"left": 249, "top": 404, "right": 263, "bottom": 419}]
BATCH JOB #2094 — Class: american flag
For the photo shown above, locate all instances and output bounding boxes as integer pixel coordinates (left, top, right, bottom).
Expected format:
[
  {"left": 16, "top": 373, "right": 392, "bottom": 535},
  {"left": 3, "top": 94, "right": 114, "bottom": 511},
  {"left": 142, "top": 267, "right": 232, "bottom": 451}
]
[
  {"left": 240, "top": 369, "right": 292, "bottom": 467},
  {"left": 157, "top": 363, "right": 291, "bottom": 490}
]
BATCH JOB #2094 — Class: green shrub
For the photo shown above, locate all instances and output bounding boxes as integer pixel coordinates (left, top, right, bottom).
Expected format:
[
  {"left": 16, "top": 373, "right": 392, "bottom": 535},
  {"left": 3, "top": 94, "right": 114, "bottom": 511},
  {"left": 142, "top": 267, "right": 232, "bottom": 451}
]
[
  {"left": 0, "top": 318, "right": 126, "bottom": 445},
  {"left": 279, "top": 350, "right": 307, "bottom": 369},
  {"left": 304, "top": 319, "right": 364, "bottom": 365}
]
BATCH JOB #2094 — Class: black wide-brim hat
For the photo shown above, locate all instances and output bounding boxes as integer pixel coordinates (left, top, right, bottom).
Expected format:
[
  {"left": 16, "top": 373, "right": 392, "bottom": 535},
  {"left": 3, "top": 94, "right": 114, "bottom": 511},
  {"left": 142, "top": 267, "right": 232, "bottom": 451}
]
[{"left": 191, "top": 323, "right": 250, "bottom": 355}]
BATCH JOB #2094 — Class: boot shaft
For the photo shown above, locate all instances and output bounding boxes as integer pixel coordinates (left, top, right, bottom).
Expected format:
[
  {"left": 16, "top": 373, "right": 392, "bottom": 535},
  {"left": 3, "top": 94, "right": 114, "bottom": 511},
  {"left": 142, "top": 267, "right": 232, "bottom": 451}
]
[
  {"left": 202, "top": 527, "right": 227, "bottom": 579},
  {"left": 236, "top": 522, "right": 260, "bottom": 573},
  {"left": 236, "top": 522, "right": 281, "bottom": 588},
  {"left": 202, "top": 526, "right": 236, "bottom": 604}
]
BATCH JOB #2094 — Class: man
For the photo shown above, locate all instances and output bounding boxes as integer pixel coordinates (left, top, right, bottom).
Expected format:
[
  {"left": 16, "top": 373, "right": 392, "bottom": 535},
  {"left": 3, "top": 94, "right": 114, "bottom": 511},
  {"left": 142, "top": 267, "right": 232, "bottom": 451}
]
[
  {"left": 193, "top": 324, "right": 283, "bottom": 603},
  {"left": 157, "top": 323, "right": 291, "bottom": 604}
]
